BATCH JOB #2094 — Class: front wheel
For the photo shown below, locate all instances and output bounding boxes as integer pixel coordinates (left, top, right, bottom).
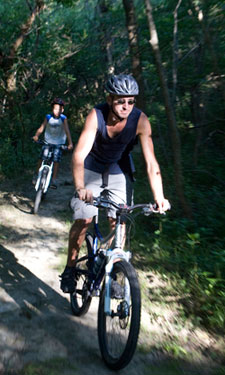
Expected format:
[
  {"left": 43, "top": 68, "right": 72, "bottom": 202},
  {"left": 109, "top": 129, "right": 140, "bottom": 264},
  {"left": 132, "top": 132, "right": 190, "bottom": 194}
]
[
  {"left": 70, "top": 233, "right": 93, "bottom": 316},
  {"left": 98, "top": 260, "right": 141, "bottom": 370},
  {"left": 33, "top": 169, "right": 47, "bottom": 214},
  {"left": 34, "top": 188, "right": 43, "bottom": 214}
]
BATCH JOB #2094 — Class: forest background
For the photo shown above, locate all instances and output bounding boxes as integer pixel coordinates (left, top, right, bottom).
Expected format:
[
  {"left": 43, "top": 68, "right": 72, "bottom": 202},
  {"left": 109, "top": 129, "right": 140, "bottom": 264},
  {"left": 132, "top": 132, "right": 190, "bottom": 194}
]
[{"left": 0, "top": 0, "right": 224, "bottom": 334}]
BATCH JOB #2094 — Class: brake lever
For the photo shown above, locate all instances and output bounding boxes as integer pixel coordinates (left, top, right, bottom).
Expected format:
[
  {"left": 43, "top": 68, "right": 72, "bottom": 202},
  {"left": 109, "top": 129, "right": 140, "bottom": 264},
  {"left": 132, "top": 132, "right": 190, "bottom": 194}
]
[{"left": 143, "top": 203, "right": 167, "bottom": 216}]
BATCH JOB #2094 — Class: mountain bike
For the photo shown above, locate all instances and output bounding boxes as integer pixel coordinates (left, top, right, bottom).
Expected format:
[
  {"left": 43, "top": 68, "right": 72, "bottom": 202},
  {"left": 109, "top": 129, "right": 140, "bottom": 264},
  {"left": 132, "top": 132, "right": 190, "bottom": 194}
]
[
  {"left": 70, "top": 190, "right": 163, "bottom": 370},
  {"left": 33, "top": 140, "right": 67, "bottom": 214}
]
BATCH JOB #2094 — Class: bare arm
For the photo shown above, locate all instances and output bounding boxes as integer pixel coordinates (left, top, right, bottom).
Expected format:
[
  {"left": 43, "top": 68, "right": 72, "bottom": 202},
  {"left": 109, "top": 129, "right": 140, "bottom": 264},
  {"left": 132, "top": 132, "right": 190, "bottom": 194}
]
[
  {"left": 63, "top": 118, "right": 73, "bottom": 150},
  {"left": 137, "top": 113, "right": 170, "bottom": 212},
  {"left": 33, "top": 118, "right": 47, "bottom": 141},
  {"left": 72, "top": 108, "right": 98, "bottom": 201}
]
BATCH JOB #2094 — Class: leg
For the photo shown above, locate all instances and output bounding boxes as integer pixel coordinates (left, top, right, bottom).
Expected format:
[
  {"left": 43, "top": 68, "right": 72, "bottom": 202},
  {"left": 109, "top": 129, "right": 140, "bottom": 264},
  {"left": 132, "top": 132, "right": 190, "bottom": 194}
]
[
  {"left": 60, "top": 169, "right": 102, "bottom": 293},
  {"left": 60, "top": 218, "right": 92, "bottom": 293},
  {"left": 52, "top": 162, "right": 59, "bottom": 180},
  {"left": 107, "top": 172, "right": 127, "bottom": 249},
  {"left": 67, "top": 218, "right": 92, "bottom": 266},
  {"left": 108, "top": 217, "right": 126, "bottom": 249},
  {"left": 50, "top": 162, "right": 59, "bottom": 188},
  {"left": 51, "top": 147, "right": 62, "bottom": 188}
]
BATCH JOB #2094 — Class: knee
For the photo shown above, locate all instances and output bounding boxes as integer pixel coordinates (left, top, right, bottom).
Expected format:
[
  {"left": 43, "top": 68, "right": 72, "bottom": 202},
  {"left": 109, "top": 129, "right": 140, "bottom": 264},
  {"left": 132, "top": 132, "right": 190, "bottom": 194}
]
[
  {"left": 70, "top": 218, "right": 92, "bottom": 232},
  {"left": 108, "top": 217, "right": 116, "bottom": 230},
  {"left": 81, "top": 218, "right": 92, "bottom": 227}
]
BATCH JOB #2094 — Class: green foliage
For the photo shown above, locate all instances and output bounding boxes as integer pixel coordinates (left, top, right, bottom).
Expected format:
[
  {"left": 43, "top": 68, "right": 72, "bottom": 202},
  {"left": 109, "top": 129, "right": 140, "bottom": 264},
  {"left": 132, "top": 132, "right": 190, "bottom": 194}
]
[
  {"left": 17, "top": 358, "right": 77, "bottom": 375},
  {"left": 0, "top": 0, "right": 224, "bottom": 335},
  {"left": 131, "top": 208, "right": 225, "bottom": 331},
  {"left": 0, "top": 139, "right": 18, "bottom": 177},
  {"left": 144, "top": 360, "right": 187, "bottom": 375}
]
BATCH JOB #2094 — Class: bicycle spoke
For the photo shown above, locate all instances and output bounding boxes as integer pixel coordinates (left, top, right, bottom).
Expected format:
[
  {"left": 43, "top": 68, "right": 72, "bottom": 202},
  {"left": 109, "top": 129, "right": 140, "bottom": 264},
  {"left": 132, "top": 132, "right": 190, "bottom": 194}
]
[
  {"left": 106, "top": 300, "right": 131, "bottom": 358},
  {"left": 98, "top": 260, "right": 141, "bottom": 370},
  {"left": 70, "top": 234, "right": 93, "bottom": 316}
]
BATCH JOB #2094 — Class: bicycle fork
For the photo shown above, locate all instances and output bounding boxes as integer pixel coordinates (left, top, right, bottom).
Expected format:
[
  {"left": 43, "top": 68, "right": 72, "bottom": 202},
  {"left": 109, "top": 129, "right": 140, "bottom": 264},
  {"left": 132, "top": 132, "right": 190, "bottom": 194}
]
[
  {"left": 104, "top": 249, "right": 131, "bottom": 316},
  {"left": 35, "top": 162, "right": 53, "bottom": 193}
]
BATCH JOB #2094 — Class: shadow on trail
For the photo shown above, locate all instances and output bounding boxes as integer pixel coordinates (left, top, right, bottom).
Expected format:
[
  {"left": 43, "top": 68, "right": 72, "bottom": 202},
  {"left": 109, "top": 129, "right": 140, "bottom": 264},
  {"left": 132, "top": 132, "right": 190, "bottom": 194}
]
[
  {"left": 0, "top": 184, "right": 73, "bottom": 217},
  {"left": 0, "top": 245, "right": 102, "bottom": 373},
  {"left": 0, "top": 223, "right": 66, "bottom": 254},
  {"left": 0, "top": 246, "right": 223, "bottom": 375},
  {"left": 0, "top": 153, "right": 74, "bottom": 218},
  {"left": 0, "top": 190, "right": 33, "bottom": 215}
]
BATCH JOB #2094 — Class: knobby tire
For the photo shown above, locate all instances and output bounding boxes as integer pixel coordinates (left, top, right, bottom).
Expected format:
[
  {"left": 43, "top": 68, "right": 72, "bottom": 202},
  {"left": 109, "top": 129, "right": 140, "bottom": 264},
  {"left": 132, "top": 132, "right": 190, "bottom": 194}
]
[
  {"left": 98, "top": 260, "right": 141, "bottom": 370},
  {"left": 33, "top": 169, "right": 48, "bottom": 214},
  {"left": 34, "top": 188, "right": 42, "bottom": 214},
  {"left": 70, "top": 233, "right": 93, "bottom": 316}
]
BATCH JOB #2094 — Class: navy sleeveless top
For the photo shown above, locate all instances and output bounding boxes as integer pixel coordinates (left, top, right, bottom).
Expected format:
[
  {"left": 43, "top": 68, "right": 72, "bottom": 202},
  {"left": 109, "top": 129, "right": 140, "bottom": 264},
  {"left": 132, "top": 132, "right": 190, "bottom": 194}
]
[{"left": 84, "top": 103, "right": 141, "bottom": 174}]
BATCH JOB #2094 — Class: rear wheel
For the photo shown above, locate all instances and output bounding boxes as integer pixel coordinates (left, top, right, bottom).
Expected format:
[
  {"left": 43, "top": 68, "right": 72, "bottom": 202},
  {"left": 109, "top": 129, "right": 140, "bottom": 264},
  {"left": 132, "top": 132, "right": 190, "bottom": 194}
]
[
  {"left": 70, "top": 233, "right": 93, "bottom": 316},
  {"left": 98, "top": 260, "right": 141, "bottom": 370}
]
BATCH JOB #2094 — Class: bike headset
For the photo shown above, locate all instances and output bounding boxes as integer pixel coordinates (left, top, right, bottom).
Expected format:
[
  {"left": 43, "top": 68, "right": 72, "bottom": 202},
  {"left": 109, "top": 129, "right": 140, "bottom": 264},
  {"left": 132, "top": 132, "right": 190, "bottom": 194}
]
[
  {"left": 51, "top": 98, "right": 65, "bottom": 107},
  {"left": 105, "top": 74, "right": 139, "bottom": 121}
]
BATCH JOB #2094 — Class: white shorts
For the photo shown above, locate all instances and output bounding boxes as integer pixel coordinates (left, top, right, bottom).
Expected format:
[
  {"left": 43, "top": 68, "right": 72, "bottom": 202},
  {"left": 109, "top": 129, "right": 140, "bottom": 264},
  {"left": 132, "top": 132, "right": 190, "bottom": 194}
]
[{"left": 70, "top": 169, "right": 128, "bottom": 220}]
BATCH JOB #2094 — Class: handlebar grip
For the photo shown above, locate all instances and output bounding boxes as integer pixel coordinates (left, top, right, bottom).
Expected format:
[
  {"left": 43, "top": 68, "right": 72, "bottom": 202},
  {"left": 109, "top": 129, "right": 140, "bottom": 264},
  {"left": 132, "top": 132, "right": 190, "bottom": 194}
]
[
  {"left": 32, "top": 139, "right": 45, "bottom": 145},
  {"left": 60, "top": 145, "right": 68, "bottom": 151},
  {"left": 32, "top": 139, "right": 68, "bottom": 150}
]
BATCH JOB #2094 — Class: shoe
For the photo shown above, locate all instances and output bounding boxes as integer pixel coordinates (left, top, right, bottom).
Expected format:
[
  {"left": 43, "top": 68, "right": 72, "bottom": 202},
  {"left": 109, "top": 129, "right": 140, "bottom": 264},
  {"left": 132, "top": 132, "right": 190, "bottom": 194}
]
[
  {"left": 32, "top": 174, "right": 37, "bottom": 185},
  {"left": 60, "top": 266, "right": 76, "bottom": 293},
  {"left": 50, "top": 179, "right": 58, "bottom": 189},
  {"left": 111, "top": 279, "right": 125, "bottom": 299}
]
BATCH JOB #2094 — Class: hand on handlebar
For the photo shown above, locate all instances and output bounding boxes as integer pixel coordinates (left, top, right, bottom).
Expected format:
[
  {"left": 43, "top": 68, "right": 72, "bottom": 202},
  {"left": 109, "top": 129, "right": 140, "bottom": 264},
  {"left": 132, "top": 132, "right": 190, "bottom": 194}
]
[
  {"left": 154, "top": 198, "right": 171, "bottom": 214},
  {"left": 67, "top": 143, "right": 73, "bottom": 151},
  {"left": 76, "top": 188, "right": 93, "bottom": 203},
  {"left": 33, "top": 135, "right": 39, "bottom": 142}
]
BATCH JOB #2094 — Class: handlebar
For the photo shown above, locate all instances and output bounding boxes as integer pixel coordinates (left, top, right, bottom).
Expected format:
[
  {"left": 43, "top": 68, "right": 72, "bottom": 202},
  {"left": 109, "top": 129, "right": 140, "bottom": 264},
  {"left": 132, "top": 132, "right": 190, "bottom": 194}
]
[
  {"left": 33, "top": 139, "right": 68, "bottom": 151},
  {"left": 92, "top": 196, "right": 161, "bottom": 216}
]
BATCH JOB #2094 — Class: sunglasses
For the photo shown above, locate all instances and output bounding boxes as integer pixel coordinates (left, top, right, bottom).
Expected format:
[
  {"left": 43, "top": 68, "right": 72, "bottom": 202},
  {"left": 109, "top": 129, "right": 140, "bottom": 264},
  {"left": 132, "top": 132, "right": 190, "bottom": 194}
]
[{"left": 114, "top": 98, "right": 136, "bottom": 105}]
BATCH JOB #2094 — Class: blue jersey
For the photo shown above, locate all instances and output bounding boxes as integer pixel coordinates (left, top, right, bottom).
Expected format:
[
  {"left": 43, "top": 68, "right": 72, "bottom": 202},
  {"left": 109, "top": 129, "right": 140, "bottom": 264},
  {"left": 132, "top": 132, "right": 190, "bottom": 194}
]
[
  {"left": 84, "top": 103, "right": 141, "bottom": 174},
  {"left": 44, "top": 114, "right": 67, "bottom": 145}
]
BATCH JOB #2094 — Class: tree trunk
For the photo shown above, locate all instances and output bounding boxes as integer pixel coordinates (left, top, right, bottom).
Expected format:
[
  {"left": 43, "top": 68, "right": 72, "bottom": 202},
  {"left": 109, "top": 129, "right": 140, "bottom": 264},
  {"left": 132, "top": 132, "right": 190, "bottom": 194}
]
[
  {"left": 97, "top": 0, "right": 114, "bottom": 75},
  {"left": 172, "top": 0, "right": 182, "bottom": 105},
  {"left": 122, "top": 0, "right": 145, "bottom": 111},
  {"left": 189, "top": 1, "right": 224, "bottom": 165},
  {"left": 190, "top": 5, "right": 206, "bottom": 166},
  {"left": 5, "top": 0, "right": 45, "bottom": 93},
  {"left": 0, "top": 0, "right": 45, "bottom": 155},
  {"left": 144, "top": 0, "right": 192, "bottom": 218},
  {"left": 202, "top": 15, "right": 225, "bottom": 104}
]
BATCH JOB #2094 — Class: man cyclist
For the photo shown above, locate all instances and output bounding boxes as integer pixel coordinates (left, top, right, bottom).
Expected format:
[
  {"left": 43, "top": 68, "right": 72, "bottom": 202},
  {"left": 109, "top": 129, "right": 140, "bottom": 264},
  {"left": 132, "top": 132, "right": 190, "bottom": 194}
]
[
  {"left": 32, "top": 98, "right": 73, "bottom": 188},
  {"left": 60, "top": 74, "right": 170, "bottom": 293}
]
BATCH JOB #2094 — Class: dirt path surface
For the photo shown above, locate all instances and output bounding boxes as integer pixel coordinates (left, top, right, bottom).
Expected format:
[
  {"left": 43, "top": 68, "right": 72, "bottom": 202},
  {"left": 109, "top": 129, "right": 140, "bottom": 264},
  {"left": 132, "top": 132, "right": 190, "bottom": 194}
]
[{"left": 0, "top": 155, "right": 224, "bottom": 375}]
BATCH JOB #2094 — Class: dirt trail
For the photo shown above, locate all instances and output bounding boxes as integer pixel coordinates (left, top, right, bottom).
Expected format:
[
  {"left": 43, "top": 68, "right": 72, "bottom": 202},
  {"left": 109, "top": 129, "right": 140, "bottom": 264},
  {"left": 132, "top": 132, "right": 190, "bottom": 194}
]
[{"left": 0, "top": 155, "right": 224, "bottom": 375}]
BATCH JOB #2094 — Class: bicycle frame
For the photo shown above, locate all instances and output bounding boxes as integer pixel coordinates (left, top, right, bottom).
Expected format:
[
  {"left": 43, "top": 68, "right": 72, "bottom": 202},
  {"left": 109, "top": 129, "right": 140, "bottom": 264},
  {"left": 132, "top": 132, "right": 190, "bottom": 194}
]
[
  {"left": 73, "top": 192, "right": 161, "bottom": 315},
  {"left": 88, "top": 195, "right": 162, "bottom": 315},
  {"left": 35, "top": 160, "right": 53, "bottom": 193},
  {"left": 33, "top": 141, "right": 69, "bottom": 214},
  {"left": 90, "top": 213, "right": 132, "bottom": 316},
  {"left": 71, "top": 192, "right": 168, "bottom": 370},
  {"left": 34, "top": 141, "right": 66, "bottom": 194}
]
